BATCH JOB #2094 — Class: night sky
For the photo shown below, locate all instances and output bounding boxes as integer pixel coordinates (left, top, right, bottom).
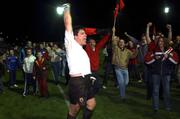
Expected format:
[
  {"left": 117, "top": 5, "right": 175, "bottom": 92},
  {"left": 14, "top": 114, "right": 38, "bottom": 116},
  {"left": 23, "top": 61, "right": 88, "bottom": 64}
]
[{"left": 0, "top": 0, "right": 180, "bottom": 42}]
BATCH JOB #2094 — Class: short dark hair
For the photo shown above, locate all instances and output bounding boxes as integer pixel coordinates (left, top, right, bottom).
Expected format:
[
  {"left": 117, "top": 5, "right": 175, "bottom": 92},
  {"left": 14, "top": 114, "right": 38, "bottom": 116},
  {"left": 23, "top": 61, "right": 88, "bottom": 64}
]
[{"left": 73, "top": 25, "right": 84, "bottom": 36}]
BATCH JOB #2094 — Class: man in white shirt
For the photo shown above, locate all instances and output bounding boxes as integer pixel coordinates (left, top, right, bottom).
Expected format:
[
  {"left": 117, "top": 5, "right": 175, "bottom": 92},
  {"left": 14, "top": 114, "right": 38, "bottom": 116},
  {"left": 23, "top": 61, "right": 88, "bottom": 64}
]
[
  {"left": 63, "top": 4, "right": 96, "bottom": 119},
  {"left": 23, "top": 48, "right": 36, "bottom": 96}
]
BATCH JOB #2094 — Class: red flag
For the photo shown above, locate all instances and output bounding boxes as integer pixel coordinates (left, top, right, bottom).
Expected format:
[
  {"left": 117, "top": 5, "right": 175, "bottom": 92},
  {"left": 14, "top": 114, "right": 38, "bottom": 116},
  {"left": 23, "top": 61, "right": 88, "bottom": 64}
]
[
  {"left": 120, "top": 0, "right": 125, "bottom": 10},
  {"left": 84, "top": 28, "right": 97, "bottom": 35},
  {"left": 114, "top": 3, "right": 119, "bottom": 17}
]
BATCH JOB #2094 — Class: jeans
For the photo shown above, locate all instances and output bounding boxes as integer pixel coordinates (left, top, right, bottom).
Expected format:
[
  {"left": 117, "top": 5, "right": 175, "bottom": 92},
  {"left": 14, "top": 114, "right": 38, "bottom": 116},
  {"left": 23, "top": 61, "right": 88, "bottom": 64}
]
[
  {"left": 128, "top": 64, "right": 141, "bottom": 81},
  {"left": 23, "top": 73, "right": 36, "bottom": 95},
  {"left": 176, "top": 64, "right": 180, "bottom": 84},
  {"left": 115, "top": 67, "right": 129, "bottom": 98},
  {"left": 103, "top": 63, "right": 117, "bottom": 86},
  {"left": 92, "top": 71, "right": 101, "bottom": 94},
  {"left": 152, "top": 74, "right": 171, "bottom": 110},
  {"left": 51, "top": 62, "right": 61, "bottom": 83},
  {"left": 9, "top": 70, "right": 16, "bottom": 86},
  {"left": 145, "top": 66, "right": 153, "bottom": 98}
]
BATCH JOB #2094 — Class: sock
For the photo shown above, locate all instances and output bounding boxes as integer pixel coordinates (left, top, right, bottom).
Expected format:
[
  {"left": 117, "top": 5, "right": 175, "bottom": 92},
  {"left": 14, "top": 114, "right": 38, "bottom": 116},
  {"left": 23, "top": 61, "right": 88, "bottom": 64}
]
[
  {"left": 67, "top": 113, "right": 76, "bottom": 119},
  {"left": 83, "top": 108, "right": 93, "bottom": 119}
]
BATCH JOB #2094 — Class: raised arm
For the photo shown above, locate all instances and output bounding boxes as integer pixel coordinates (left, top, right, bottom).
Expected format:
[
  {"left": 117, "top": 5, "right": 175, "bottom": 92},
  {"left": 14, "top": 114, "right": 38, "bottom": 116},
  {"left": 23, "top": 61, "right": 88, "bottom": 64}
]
[
  {"left": 146, "top": 22, "right": 152, "bottom": 44},
  {"left": 124, "top": 32, "right": 139, "bottom": 44},
  {"left": 166, "top": 24, "right": 172, "bottom": 42},
  {"left": 63, "top": 4, "right": 72, "bottom": 33},
  {"left": 112, "top": 26, "right": 116, "bottom": 38},
  {"left": 111, "top": 27, "right": 119, "bottom": 46}
]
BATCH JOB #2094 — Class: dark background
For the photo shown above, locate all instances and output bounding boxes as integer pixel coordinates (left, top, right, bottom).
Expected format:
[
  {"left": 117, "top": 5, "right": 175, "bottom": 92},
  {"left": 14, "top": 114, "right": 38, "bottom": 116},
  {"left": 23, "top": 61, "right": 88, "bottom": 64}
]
[{"left": 0, "top": 0, "right": 180, "bottom": 43}]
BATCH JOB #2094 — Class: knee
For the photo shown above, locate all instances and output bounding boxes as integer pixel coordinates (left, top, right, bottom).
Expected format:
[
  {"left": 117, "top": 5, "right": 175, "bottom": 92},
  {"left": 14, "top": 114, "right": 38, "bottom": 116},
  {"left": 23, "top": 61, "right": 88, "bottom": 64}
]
[
  {"left": 69, "top": 104, "right": 80, "bottom": 116},
  {"left": 86, "top": 98, "right": 96, "bottom": 110}
]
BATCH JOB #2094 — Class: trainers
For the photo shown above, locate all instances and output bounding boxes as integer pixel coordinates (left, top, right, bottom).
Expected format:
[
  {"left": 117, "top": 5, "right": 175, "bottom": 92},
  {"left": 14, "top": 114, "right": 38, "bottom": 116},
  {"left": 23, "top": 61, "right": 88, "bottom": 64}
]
[
  {"left": 14, "top": 84, "right": 18, "bottom": 88},
  {"left": 23, "top": 92, "right": 27, "bottom": 97},
  {"left": 102, "top": 85, "right": 107, "bottom": 89}
]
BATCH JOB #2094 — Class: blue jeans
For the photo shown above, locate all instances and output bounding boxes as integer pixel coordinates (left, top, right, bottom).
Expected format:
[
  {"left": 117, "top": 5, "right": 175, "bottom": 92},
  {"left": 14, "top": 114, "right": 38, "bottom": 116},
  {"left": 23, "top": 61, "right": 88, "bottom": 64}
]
[
  {"left": 145, "top": 66, "right": 153, "bottom": 98},
  {"left": 9, "top": 70, "right": 16, "bottom": 86},
  {"left": 152, "top": 74, "right": 171, "bottom": 110},
  {"left": 23, "top": 73, "right": 36, "bottom": 95},
  {"left": 115, "top": 67, "right": 129, "bottom": 98},
  {"left": 103, "top": 63, "right": 117, "bottom": 86},
  {"left": 51, "top": 62, "right": 61, "bottom": 83}
]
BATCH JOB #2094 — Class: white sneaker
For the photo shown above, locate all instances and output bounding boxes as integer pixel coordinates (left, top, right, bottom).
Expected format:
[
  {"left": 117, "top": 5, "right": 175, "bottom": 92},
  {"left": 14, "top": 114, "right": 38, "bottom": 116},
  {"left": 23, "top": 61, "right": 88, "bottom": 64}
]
[
  {"left": 14, "top": 84, "right": 18, "bottom": 88},
  {"left": 102, "top": 85, "right": 107, "bottom": 89}
]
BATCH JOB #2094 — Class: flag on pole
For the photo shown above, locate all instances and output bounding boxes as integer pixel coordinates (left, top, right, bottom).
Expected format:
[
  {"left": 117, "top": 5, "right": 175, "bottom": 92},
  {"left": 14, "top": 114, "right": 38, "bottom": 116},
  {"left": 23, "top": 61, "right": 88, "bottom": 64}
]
[
  {"left": 114, "top": 0, "right": 125, "bottom": 17},
  {"left": 113, "top": 0, "right": 125, "bottom": 27},
  {"left": 114, "top": 3, "right": 119, "bottom": 17},
  {"left": 120, "top": 0, "right": 125, "bottom": 10}
]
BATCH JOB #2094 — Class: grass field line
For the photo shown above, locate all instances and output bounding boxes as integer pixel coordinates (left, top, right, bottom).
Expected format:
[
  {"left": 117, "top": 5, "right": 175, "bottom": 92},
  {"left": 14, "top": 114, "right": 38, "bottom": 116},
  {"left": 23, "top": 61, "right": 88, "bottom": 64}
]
[
  {"left": 57, "top": 84, "right": 70, "bottom": 106},
  {"left": 51, "top": 71, "right": 70, "bottom": 107}
]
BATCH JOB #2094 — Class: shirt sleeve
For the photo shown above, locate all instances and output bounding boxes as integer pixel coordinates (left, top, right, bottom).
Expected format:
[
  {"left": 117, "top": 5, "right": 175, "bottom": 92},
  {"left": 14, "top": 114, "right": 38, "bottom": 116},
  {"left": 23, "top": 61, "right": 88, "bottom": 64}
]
[{"left": 65, "top": 30, "right": 75, "bottom": 45}]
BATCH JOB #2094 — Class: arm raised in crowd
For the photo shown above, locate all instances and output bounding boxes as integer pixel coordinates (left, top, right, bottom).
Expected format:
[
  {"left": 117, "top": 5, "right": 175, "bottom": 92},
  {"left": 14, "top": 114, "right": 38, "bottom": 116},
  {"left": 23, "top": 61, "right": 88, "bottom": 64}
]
[
  {"left": 111, "top": 27, "right": 119, "bottom": 47},
  {"left": 166, "top": 24, "right": 172, "bottom": 42},
  {"left": 146, "top": 22, "right": 152, "bottom": 44},
  {"left": 63, "top": 4, "right": 72, "bottom": 33},
  {"left": 124, "top": 32, "right": 139, "bottom": 44}
]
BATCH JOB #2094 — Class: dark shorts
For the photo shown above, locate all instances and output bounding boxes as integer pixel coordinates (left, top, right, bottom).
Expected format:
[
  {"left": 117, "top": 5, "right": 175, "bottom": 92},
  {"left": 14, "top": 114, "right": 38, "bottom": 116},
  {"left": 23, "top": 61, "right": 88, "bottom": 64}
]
[{"left": 68, "top": 75, "right": 95, "bottom": 106}]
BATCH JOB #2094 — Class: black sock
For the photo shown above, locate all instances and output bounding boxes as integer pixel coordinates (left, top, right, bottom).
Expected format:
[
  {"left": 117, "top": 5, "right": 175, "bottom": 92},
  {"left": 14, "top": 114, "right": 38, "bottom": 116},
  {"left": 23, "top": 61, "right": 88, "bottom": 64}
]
[
  {"left": 83, "top": 108, "right": 93, "bottom": 119},
  {"left": 67, "top": 113, "right": 76, "bottom": 119}
]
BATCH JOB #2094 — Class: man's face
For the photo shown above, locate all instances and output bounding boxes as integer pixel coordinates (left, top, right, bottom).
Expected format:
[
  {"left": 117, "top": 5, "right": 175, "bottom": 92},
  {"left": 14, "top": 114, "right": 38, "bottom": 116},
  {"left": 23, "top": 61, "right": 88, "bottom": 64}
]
[
  {"left": 141, "top": 36, "right": 147, "bottom": 44},
  {"left": 128, "top": 41, "right": 133, "bottom": 48},
  {"left": 40, "top": 44, "right": 44, "bottom": 49},
  {"left": 75, "top": 29, "right": 87, "bottom": 46},
  {"left": 176, "top": 36, "right": 180, "bottom": 42},
  {"left": 10, "top": 50, "right": 14, "bottom": 55},
  {"left": 37, "top": 52, "right": 42, "bottom": 59},
  {"left": 26, "top": 49, "right": 32, "bottom": 56},
  {"left": 158, "top": 38, "right": 164, "bottom": 48},
  {"left": 89, "top": 39, "right": 96, "bottom": 48},
  {"left": 118, "top": 39, "right": 125, "bottom": 49}
]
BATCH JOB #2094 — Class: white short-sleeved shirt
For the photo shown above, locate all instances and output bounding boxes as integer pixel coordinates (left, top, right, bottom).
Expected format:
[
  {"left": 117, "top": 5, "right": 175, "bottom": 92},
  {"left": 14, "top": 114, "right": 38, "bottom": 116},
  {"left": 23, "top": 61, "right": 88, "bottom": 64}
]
[
  {"left": 23, "top": 55, "right": 36, "bottom": 73},
  {"left": 64, "top": 31, "right": 91, "bottom": 76}
]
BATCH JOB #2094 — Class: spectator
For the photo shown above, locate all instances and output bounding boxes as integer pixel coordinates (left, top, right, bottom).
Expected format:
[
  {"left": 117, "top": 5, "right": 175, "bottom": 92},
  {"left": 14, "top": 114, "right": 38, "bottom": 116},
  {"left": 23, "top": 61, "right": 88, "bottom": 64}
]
[
  {"left": 6, "top": 49, "right": 19, "bottom": 88},
  {"left": 33, "top": 51, "right": 49, "bottom": 98}
]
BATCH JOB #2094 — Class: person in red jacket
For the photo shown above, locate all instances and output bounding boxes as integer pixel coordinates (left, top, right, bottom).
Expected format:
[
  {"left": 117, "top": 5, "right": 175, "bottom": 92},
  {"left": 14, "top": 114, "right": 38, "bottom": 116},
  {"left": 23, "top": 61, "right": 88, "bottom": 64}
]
[
  {"left": 33, "top": 51, "right": 49, "bottom": 98},
  {"left": 85, "top": 34, "right": 110, "bottom": 72},
  {"left": 85, "top": 33, "right": 110, "bottom": 92}
]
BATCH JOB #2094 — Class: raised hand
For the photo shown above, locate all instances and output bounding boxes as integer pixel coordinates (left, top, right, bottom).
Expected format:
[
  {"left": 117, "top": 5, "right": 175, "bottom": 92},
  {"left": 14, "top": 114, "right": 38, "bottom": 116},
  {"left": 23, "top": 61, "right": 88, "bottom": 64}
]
[
  {"left": 147, "top": 22, "right": 152, "bottom": 27},
  {"left": 166, "top": 24, "right": 172, "bottom": 30}
]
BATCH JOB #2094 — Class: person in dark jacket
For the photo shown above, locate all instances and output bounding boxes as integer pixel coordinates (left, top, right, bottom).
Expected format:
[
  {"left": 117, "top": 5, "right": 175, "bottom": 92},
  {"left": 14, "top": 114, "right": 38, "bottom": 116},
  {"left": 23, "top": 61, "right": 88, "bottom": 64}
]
[
  {"left": 145, "top": 37, "right": 179, "bottom": 112},
  {"left": 33, "top": 51, "right": 49, "bottom": 97},
  {"left": 6, "top": 49, "right": 19, "bottom": 88},
  {"left": 0, "top": 53, "right": 5, "bottom": 93}
]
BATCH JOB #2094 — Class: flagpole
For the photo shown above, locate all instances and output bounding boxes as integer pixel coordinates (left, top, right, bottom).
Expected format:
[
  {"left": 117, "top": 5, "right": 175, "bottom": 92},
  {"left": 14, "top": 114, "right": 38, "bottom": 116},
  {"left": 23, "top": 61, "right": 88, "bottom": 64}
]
[{"left": 113, "top": 16, "right": 117, "bottom": 28}]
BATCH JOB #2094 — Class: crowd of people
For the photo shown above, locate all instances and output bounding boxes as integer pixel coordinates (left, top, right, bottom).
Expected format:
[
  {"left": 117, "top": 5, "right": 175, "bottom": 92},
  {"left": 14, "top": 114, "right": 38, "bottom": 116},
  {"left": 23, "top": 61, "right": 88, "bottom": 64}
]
[
  {"left": 0, "top": 5, "right": 180, "bottom": 119},
  {"left": 0, "top": 41, "right": 68, "bottom": 98}
]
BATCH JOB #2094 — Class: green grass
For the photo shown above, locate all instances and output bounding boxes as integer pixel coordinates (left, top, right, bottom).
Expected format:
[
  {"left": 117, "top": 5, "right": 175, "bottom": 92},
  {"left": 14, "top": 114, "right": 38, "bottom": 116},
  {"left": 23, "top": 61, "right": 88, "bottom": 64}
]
[{"left": 0, "top": 69, "right": 180, "bottom": 119}]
